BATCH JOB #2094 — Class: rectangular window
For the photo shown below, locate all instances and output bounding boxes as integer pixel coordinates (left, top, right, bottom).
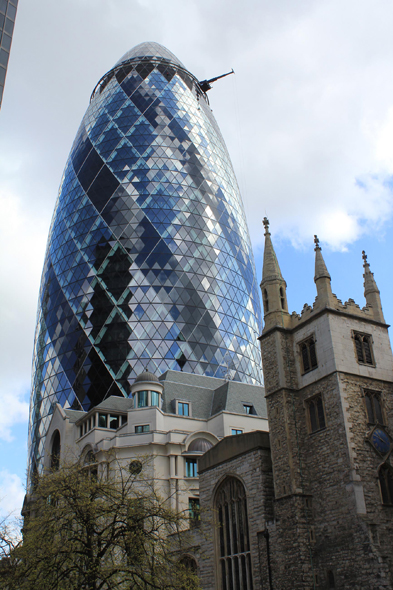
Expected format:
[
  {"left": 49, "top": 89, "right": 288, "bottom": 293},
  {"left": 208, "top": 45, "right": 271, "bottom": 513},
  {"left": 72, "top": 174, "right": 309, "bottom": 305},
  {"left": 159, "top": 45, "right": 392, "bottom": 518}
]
[
  {"left": 121, "top": 414, "right": 128, "bottom": 426},
  {"left": 364, "top": 390, "right": 384, "bottom": 425},
  {"left": 300, "top": 336, "right": 318, "bottom": 374},
  {"left": 178, "top": 401, "right": 189, "bottom": 416},
  {"left": 135, "top": 424, "right": 150, "bottom": 433},
  {"left": 306, "top": 394, "right": 326, "bottom": 433},
  {"left": 231, "top": 429, "right": 243, "bottom": 435},
  {"left": 151, "top": 391, "right": 160, "bottom": 406},
  {"left": 243, "top": 404, "right": 254, "bottom": 415},
  {"left": 137, "top": 390, "right": 148, "bottom": 408},
  {"left": 354, "top": 332, "right": 374, "bottom": 365},
  {"left": 91, "top": 414, "right": 96, "bottom": 428},
  {"left": 188, "top": 498, "right": 200, "bottom": 527},
  {"left": 186, "top": 458, "right": 198, "bottom": 477},
  {"left": 109, "top": 415, "right": 119, "bottom": 429},
  {"left": 98, "top": 413, "right": 107, "bottom": 428}
]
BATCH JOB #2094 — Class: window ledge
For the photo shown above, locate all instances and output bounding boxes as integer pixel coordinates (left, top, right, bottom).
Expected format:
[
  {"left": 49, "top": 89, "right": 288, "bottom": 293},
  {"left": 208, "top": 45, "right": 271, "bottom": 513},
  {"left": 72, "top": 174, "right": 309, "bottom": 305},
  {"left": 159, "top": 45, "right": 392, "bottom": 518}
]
[{"left": 308, "top": 426, "right": 327, "bottom": 436}]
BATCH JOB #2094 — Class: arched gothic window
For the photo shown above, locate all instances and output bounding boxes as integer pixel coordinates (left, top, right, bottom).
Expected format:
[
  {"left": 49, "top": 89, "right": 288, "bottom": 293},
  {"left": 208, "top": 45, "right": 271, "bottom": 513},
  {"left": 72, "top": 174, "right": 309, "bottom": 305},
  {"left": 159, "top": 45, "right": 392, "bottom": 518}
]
[
  {"left": 263, "top": 289, "right": 269, "bottom": 313},
  {"left": 279, "top": 286, "right": 285, "bottom": 310},
  {"left": 300, "top": 336, "right": 318, "bottom": 373},
  {"left": 179, "top": 555, "right": 197, "bottom": 574},
  {"left": 83, "top": 449, "right": 98, "bottom": 480},
  {"left": 50, "top": 430, "right": 61, "bottom": 471},
  {"left": 354, "top": 333, "right": 374, "bottom": 365},
  {"left": 215, "top": 477, "right": 253, "bottom": 590},
  {"left": 379, "top": 464, "right": 393, "bottom": 505}
]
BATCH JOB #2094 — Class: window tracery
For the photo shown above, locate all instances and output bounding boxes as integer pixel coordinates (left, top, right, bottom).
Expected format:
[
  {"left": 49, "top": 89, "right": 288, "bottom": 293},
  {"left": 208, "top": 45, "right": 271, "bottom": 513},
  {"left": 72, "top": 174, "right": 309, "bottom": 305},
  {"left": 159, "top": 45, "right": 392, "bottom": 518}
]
[
  {"left": 215, "top": 477, "right": 253, "bottom": 590},
  {"left": 354, "top": 332, "right": 374, "bottom": 365}
]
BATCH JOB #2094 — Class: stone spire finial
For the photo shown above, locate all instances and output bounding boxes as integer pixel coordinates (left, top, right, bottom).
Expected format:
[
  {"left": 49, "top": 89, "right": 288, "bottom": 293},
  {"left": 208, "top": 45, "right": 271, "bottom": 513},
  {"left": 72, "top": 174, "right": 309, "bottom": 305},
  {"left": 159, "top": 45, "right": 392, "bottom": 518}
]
[
  {"left": 260, "top": 219, "right": 289, "bottom": 331},
  {"left": 313, "top": 235, "right": 333, "bottom": 307},
  {"left": 362, "top": 250, "right": 377, "bottom": 294},
  {"left": 314, "top": 236, "right": 331, "bottom": 282},
  {"left": 362, "top": 251, "right": 384, "bottom": 322},
  {"left": 261, "top": 219, "right": 284, "bottom": 284}
]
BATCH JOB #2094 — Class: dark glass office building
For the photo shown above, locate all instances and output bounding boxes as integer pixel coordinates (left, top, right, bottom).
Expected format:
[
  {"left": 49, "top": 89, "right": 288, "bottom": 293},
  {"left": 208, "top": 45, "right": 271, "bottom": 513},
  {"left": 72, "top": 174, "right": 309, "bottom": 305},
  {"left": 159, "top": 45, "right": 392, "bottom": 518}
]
[
  {"left": 0, "top": 0, "right": 17, "bottom": 108},
  {"left": 29, "top": 42, "right": 262, "bottom": 474}
]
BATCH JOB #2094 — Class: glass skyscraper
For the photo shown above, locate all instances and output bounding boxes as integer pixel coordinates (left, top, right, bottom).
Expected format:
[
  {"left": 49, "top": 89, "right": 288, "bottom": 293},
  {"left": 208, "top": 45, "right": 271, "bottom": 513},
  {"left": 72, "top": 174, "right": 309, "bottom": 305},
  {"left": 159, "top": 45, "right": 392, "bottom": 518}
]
[
  {"left": 0, "top": 0, "right": 17, "bottom": 108},
  {"left": 29, "top": 42, "right": 262, "bottom": 475}
]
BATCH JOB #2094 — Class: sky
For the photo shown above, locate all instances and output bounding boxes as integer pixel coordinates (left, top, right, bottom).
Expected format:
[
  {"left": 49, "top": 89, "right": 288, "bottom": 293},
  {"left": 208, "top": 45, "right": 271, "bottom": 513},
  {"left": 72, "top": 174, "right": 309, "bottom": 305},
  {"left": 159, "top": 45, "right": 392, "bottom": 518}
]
[{"left": 1, "top": 0, "right": 393, "bottom": 517}]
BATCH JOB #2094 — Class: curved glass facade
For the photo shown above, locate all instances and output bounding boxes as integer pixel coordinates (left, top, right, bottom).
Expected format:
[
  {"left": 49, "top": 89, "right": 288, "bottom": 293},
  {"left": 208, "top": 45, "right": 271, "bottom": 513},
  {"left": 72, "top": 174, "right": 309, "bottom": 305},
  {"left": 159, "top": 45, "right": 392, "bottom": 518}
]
[{"left": 28, "top": 42, "right": 262, "bottom": 474}]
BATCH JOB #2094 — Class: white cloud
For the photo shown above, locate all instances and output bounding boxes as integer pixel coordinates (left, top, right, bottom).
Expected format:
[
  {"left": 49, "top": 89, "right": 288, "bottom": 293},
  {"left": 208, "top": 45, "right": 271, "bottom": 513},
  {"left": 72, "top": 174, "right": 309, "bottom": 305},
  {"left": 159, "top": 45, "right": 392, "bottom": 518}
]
[
  {"left": 0, "top": 388, "right": 29, "bottom": 443},
  {"left": 0, "top": 470, "right": 25, "bottom": 517},
  {"left": 190, "top": 0, "right": 393, "bottom": 250},
  {"left": 0, "top": 189, "right": 46, "bottom": 442}
]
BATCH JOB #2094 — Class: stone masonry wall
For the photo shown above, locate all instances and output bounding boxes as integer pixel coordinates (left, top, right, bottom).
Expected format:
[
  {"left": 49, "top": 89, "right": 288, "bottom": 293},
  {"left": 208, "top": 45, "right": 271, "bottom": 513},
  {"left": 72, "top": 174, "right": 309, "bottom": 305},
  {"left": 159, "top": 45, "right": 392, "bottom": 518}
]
[
  {"left": 261, "top": 323, "right": 393, "bottom": 590},
  {"left": 198, "top": 447, "right": 274, "bottom": 590},
  {"left": 338, "top": 372, "right": 393, "bottom": 584}
]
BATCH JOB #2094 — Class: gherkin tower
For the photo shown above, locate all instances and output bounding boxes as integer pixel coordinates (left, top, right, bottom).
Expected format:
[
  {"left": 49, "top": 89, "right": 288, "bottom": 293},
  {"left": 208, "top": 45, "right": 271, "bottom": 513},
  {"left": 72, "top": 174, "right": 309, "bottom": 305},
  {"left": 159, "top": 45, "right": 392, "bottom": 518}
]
[{"left": 29, "top": 42, "right": 262, "bottom": 475}]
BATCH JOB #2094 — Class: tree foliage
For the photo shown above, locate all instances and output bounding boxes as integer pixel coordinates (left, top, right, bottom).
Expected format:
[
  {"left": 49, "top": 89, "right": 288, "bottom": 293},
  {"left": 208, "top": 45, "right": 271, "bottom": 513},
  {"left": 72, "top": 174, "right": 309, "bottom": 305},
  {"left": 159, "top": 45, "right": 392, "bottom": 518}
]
[
  {"left": 0, "top": 511, "right": 22, "bottom": 587},
  {"left": 3, "top": 459, "right": 200, "bottom": 590}
]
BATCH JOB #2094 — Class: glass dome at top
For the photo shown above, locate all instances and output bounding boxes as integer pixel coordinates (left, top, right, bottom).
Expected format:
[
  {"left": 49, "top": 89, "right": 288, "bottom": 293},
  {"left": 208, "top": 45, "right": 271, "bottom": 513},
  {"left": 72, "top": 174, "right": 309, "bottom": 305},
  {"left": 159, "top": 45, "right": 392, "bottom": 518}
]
[
  {"left": 28, "top": 42, "right": 263, "bottom": 475},
  {"left": 115, "top": 42, "right": 186, "bottom": 69}
]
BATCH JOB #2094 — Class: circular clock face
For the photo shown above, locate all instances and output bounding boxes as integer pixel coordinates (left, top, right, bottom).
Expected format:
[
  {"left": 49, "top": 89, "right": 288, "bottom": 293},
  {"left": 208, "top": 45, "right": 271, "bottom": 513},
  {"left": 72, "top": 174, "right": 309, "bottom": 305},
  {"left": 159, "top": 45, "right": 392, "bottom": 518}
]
[{"left": 371, "top": 428, "right": 390, "bottom": 455}]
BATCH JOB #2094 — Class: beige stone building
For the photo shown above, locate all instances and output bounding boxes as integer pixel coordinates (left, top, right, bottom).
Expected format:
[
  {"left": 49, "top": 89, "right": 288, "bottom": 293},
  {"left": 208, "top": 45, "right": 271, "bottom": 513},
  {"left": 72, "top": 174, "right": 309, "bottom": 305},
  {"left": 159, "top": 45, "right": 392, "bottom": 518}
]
[{"left": 44, "top": 369, "right": 267, "bottom": 518}]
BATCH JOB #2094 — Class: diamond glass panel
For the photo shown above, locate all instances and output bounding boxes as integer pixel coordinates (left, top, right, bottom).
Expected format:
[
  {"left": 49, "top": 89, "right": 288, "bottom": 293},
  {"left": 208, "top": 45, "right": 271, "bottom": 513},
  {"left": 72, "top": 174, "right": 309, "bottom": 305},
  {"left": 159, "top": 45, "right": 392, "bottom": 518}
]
[{"left": 28, "top": 42, "right": 262, "bottom": 478}]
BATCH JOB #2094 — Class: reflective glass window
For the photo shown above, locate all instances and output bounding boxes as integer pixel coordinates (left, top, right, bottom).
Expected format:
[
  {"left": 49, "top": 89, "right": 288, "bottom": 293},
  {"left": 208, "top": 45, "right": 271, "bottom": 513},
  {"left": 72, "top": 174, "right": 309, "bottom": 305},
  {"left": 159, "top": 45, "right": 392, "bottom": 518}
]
[
  {"left": 186, "top": 458, "right": 198, "bottom": 477},
  {"left": 1, "top": 32, "right": 10, "bottom": 50},
  {"left": 98, "top": 413, "right": 107, "bottom": 428},
  {"left": 178, "top": 401, "right": 189, "bottom": 416},
  {"left": 151, "top": 391, "right": 160, "bottom": 406},
  {"left": 137, "top": 390, "right": 148, "bottom": 408},
  {"left": 6, "top": 2, "right": 16, "bottom": 19},
  {"left": 4, "top": 17, "right": 13, "bottom": 35},
  {"left": 109, "top": 415, "right": 119, "bottom": 429},
  {"left": 135, "top": 424, "right": 149, "bottom": 433}
]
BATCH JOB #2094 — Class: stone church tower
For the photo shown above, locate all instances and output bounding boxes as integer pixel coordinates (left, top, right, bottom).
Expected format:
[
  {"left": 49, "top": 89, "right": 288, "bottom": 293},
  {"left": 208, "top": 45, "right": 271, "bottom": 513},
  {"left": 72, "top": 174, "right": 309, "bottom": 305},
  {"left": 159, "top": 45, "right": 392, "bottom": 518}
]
[{"left": 259, "top": 218, "right": 393, "bottom": 589}]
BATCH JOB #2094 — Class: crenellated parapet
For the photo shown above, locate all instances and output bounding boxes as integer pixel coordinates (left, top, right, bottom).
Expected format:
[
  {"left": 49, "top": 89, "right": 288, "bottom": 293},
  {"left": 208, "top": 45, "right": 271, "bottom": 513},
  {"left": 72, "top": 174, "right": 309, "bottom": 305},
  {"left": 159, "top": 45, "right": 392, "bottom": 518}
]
[
  {"left": 287, "top": 293, "right": 379, "bottom": 329},
  {"left": 260, "top": 225, "right": 387, "bottom": 334}
]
